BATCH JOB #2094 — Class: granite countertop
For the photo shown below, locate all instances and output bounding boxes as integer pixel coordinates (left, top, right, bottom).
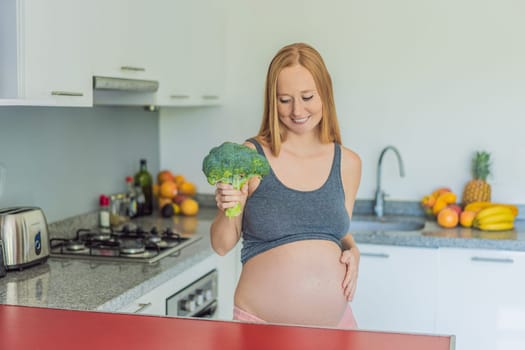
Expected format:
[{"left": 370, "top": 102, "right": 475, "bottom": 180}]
[
  {"left": 0, "top": 209, "right": 219, "bottom": 312},
  {"left": 1, "top": 202, "right": 525, "bottom": 313},
  {"left": 351, "top": 214, "right": 525, "bottom": 251}
]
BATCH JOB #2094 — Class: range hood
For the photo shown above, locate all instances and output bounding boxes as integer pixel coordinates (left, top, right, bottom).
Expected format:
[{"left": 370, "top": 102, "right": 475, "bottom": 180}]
[
  {"left": 92, "top": 76, "right": 159, "bottom": 107},
  {"left": 93, "top": 76, "right": 159, "bottom": 92}
]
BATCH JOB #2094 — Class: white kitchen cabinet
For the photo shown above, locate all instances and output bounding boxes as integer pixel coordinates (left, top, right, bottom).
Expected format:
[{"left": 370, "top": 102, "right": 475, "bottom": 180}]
[
  {"left": 436, "top": 248, "right": 525, "bottom": 350},
  {"left": 0, "top": 0, "right": 93, "bottom": 106},
  {"left": 118, "top": 281, "right": 167, "bottom": 316},
  {"left": 118, "top": 254, "right": 218, "bottom": 317},
  {"left": 153, "top": 0, "right": 226, "bottom": 107},
  {"left": 351, "top": 244, "right": 439, "bottom": 333},
  {"left": 90, "top": 0, "right": 156, "bottom": 80},
  {"left": 117, "top": 251, "right": 239, "bottom": 321},
  {"left": 90, "top": 0, "right": 159, "bottom": 106},
  {"left": 0, "top": 0, "right": 226, "bottom": 108}
]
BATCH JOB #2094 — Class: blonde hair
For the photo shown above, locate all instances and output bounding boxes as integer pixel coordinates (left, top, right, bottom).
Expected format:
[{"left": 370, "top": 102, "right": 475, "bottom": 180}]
[{"left": 256, "top": 43, "right": 342, "bottom": 156}]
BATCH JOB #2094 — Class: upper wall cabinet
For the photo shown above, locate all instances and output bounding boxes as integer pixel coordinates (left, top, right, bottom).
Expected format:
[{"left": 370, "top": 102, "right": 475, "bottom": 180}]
[
  {"left": 153, "top": 0, "right": 226, "bottom": 107},
  {"left": 0, "top": 0, "right": 93, "bottom": 107},
  {"left": 0, "top": 0, "right": 226, "bottom": 108}
]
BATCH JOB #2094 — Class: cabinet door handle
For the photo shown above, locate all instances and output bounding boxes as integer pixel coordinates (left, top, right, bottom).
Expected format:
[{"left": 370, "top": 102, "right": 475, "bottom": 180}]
[
  {"left": 361, "top": 252, "right": 390, "bottom": 259},
  {"left": 132, "top": 302, "right": 152, "bottom": 313},
  {"left": 170, "top": 94, "right": 190, "bottom": 99},
  {"left": 120, "top": 66, "right": 146, "bottom": 72},
  {"left": 471, "top": 256, "right": 514, "bottom": 264},
  {"left": 51, "top": 91, "right": 84, "bottom": 97},
  {"left": 202, "top": 95, "right": 219, "bottom": 100}
]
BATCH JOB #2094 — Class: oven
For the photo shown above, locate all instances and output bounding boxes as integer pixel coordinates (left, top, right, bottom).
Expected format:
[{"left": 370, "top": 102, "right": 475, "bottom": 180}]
[{"left": 166, "top": 269, "right": 218, "bottom": 319}]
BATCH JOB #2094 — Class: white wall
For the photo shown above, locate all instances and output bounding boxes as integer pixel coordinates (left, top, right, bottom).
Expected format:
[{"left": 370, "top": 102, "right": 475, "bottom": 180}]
[
  {"left": 0, "top": 106, "right": 159, "bottom": 222},
  {"left": 160, "top": 0, "right": 525, "bottom": 204}
]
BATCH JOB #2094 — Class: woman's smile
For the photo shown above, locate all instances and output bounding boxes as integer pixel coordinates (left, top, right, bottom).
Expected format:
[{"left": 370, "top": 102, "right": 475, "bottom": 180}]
[
  {"left": 291, "top": 116, "right": 310, "bottom": 124},
  {"left": 276, "top": 64, "right": 323, "bottom": 133}
]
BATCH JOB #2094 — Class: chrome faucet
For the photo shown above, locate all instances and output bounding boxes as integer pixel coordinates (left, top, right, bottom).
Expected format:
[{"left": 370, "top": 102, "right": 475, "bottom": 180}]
[{"left": 374, "top": 146, "right": 405, "bottom": 217}]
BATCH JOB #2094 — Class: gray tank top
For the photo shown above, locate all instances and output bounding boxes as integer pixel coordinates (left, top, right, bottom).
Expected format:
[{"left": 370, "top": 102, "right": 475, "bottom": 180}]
[{"left": 241, "top": 138, "right": 350, "bottom": 264}]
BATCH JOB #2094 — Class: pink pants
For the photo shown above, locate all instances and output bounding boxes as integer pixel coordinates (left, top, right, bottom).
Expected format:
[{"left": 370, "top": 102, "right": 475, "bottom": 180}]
[{"left": 233, "top": 304, "right": 358, "bottom": 329}]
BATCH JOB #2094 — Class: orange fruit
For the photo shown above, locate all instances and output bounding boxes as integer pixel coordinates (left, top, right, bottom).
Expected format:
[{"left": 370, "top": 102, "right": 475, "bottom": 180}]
[
  {"left": 437, "top": 208, "right": 459, "bottom": 228},
  {"left": 180, "top": 198, "right": 199, "bottom": 216},
  {"left": 159, "top": 181, "right": 178, "bottom": 199},
  {"left": 459, "top": 210, "right": 476, "bottom": 227},
  {"left": 179, "top": 182, "right": 197, "bottom": 196},
  {"left": 157, "top": 170, "right": 175, "bottom": 184},
  {"left": 173, "top": 174, "right": 186, "bottom": 186}
]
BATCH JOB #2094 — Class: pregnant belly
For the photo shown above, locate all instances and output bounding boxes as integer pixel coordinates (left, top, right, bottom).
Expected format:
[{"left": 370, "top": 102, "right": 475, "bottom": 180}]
[{"left": 235, "top": 240, "right": 348, "bottom": 327}]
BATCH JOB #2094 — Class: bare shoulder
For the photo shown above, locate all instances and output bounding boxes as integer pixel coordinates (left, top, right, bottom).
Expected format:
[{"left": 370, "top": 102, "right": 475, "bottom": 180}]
[
  {"left": 243, "top": 141, "right": 256, "bottom": 150},
  {"left": 340, "top": 145, "right": 362, "bottom": 170},
  {"left": 340, "top": 145, "right": 362, "bottom": 202},
  {"left": 242, "top": 137, "right": 259, "bottom": 150}
]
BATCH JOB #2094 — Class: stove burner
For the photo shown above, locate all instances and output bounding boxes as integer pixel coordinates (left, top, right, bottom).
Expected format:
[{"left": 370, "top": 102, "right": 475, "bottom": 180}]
[
  {"left": 164, "top": 228, "right": 181, "bottom": 239},
  {"left": 147, "top": 234, "right": 162, "bottom": 244},
  {"left": 88, "top": 233, "right": 112, "bottom": 241},
  {"left": 119, "top": 240, "right": 146, "bottom": 255},
  {"left": 50, "top": 224, "right": 202, "bottom": 263},
  {"left": 66, "top": 241, "right": 86, "bottom": 251},
  {"left": 86, "top": 237, "right": 120, "bottom": 249}
]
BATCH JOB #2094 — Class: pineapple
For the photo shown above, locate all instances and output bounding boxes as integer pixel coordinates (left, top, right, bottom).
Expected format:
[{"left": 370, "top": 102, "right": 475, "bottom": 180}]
[{"left": 461, "top": 151, "right": 491, "bottom": 205}]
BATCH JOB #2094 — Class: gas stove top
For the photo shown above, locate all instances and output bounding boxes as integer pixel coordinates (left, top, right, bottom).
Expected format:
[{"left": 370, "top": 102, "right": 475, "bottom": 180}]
[{"left": 49, "top": 223, "right": 201, "bottom": 264}]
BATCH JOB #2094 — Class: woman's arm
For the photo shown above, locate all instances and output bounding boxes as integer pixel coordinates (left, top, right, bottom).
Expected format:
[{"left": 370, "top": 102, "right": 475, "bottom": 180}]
[
  {"left": 210, "top": 141, "right": 261, "bottom": 256},
  {"left": 340, "top": 146, "right": 362, "bottom": 301},
  {"left": 210, "top": 183, "right": 246, "bottom": 256}
]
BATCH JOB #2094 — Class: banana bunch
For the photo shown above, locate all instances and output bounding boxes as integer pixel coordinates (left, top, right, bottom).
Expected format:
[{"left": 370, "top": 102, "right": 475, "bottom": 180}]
[
  {"left": 472, "top": 205, "right": 517, "bottom": 231},
  {"left": 464, "top": 201, "right": 519, "bottom": 216}
]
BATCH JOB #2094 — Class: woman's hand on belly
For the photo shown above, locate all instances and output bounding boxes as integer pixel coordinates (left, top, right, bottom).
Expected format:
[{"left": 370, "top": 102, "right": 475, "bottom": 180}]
[{"left": 340, "top": 247, "right": 359, "bottom": 301}]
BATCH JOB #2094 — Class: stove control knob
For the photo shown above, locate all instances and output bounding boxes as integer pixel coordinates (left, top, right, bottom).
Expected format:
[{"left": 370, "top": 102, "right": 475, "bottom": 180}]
[
  {"left": 204, "top": 289, "right": 213, "bottom": 301},
  {"left": 181, "top": 295, "right": 196, "bottom": 312},
  {"left": 195, "top": 289, "right": 205, "bottom": 306}
]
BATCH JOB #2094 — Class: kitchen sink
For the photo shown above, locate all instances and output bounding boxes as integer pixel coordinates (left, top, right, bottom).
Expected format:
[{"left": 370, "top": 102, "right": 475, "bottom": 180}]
[{"left": 350, "top": 215, "right": 426, "bottom": 232}]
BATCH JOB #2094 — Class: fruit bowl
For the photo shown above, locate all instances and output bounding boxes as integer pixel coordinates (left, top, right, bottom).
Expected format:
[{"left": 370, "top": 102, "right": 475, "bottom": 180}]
[{"left": 351, "top": 215, "right": 426, "bottom": 232}]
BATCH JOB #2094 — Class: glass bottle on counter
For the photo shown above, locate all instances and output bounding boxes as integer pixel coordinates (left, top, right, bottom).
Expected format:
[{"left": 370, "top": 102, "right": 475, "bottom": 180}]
[
  {"left": 125, "top": 176, "right": 138, "bottom": 219},
  {"left": 134, "top": 159, "right": 153, "bottom": 216},
  {"left": 135, "top": 185, "right": 146, "bottom": 216}
]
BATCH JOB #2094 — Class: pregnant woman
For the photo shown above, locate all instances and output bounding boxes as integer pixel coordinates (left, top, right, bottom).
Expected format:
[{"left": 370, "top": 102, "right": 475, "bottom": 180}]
[{"left": 210, "top": 43, "right": 362, "bottom": 328}]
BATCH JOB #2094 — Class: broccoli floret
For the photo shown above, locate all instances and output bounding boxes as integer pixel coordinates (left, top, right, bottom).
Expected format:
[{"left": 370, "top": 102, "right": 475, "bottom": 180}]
[{"left": 202, "top": 141, "right": 270, "bottom": 217}]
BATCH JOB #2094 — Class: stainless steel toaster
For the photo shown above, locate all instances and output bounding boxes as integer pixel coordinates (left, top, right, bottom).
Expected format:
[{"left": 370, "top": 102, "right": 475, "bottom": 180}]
[{"left": 0, "top": 207, "right": 50, "bottom": 270}]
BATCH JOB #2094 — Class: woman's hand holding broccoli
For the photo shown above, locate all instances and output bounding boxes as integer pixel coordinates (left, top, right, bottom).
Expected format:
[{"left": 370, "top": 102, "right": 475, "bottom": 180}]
[
  {"left": 214, "top": 182, "right": 249, "bottom": 216},
  {"left": 203, "top": 142, "right": 270, "bottom": 217}
]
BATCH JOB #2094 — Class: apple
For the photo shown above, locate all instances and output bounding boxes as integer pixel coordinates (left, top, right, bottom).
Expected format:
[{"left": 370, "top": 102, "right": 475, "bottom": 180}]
[
  {"left": 432, "top": 187, "right": 452, "bottom": 198},
  {"left": 446, "top": 204, "right": 462, "bottom": 216},
  {"left": 173, "top": 194, "right": 188, "bottom": 205}
]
